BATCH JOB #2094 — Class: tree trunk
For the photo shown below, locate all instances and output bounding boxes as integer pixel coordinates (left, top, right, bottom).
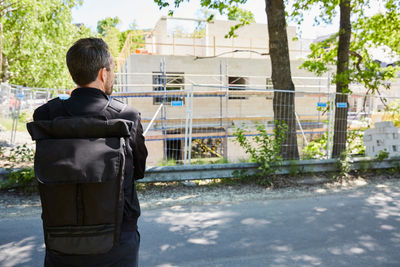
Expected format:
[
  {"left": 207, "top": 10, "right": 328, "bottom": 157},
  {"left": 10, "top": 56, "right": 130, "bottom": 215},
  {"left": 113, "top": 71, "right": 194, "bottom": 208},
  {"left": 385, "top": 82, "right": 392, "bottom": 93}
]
[
  {"left": 265, "top": 0, "right": 299, "bottom": 159},
  {"left": 332, "top": 0, "right": 351, "bottom": 158}
]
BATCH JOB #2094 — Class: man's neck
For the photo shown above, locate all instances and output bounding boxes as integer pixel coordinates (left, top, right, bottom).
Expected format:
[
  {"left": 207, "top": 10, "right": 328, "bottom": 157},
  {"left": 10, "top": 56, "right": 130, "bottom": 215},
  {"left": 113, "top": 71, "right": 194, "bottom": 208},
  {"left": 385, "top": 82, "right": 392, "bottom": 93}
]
[{"left": 80, "top": 80, "right": 105, "bottom": 93}]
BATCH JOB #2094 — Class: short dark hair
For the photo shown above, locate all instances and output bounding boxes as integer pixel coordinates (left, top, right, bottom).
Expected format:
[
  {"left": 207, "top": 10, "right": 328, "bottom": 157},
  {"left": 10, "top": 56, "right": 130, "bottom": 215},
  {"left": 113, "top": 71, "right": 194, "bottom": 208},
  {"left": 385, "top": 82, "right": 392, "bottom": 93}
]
[{"left": 66, "top": 38, "right": 112, "bottom": 86}]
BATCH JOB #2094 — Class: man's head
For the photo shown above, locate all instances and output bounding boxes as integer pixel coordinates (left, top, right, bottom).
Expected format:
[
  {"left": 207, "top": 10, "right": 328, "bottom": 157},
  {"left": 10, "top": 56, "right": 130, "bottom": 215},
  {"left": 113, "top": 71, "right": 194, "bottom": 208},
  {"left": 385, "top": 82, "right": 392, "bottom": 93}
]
[{"left": 66, "top": 38, "right": 115, "bottom": 95}]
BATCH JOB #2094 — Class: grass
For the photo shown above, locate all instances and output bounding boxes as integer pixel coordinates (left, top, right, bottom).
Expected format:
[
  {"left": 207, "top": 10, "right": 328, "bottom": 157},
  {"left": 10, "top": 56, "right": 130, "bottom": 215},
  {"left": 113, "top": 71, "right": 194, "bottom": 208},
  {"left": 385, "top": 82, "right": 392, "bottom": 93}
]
[{"left": 0, "top": 116, "right": 29, "bottom": 132}]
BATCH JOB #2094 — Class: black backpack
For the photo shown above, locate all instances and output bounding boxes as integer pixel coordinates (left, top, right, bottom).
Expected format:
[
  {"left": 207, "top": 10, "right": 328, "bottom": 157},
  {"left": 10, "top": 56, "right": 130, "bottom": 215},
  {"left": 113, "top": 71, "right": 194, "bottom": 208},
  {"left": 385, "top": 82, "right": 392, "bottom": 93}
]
[{"left": 27, "top": 99, "right": 131, "bottom": 255}]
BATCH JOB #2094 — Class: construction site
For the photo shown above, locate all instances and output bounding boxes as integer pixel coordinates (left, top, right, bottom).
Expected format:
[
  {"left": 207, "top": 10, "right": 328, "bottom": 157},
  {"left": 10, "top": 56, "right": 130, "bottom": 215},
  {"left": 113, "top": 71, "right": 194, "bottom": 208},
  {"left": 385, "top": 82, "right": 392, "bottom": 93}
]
[
  {"left": 109, "top": 17, "right": 400, "bottom": 166},
  {"left": 2, "top": 17, "right": 399, "bottom": 167}
]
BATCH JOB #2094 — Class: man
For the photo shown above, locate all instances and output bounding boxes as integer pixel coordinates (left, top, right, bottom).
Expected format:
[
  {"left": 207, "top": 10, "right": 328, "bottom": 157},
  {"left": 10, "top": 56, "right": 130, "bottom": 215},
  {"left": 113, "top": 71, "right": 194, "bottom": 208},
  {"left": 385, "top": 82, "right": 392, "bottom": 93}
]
[{"left": 33, "top": 38, "right": 147, "bottom": 266}]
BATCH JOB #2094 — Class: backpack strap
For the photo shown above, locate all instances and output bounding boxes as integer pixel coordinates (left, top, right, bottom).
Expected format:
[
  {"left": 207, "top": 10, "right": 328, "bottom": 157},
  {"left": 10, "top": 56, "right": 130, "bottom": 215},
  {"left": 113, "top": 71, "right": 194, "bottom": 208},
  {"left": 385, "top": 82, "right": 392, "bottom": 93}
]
[
  {"left": 107, "top": 98, "right": 126, "bottom": 113},
  {"left": 105, "top": 98, "right": 127, "bottom": 119}
]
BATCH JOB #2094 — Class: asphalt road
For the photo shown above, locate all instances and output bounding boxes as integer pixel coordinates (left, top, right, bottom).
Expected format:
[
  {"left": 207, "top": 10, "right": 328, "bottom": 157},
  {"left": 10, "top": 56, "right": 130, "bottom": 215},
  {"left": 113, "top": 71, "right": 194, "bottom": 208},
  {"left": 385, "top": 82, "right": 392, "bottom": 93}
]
[{"left": 1, "top": 183, "right": 400, "bottom": 267}]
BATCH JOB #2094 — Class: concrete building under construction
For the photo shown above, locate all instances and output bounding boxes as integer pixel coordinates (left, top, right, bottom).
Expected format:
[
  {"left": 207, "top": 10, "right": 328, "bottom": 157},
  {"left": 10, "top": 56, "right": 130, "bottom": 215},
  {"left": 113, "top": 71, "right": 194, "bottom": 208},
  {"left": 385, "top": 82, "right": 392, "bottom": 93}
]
[{"left": 113, "top": 17, "right": 400, "bottom": 166}]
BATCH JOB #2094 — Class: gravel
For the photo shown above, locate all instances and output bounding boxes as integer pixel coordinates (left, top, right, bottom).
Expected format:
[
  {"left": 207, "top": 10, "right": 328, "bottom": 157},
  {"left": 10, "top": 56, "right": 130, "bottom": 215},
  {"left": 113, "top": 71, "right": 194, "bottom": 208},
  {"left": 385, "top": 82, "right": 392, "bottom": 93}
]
[
  {"left": 1, "top": 172, "right": 399, "bottom": 219},
  {"left": 0, "top": 129, "right": 33, "bottom": 147}
]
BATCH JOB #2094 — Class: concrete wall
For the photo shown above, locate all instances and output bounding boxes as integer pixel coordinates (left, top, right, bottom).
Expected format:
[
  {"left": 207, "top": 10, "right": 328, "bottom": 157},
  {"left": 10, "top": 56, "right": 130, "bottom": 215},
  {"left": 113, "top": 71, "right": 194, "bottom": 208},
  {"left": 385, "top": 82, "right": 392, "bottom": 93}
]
[
  {"left": 206, "top": 20, "right": 305, "bottom": 59},
  {"left": 123, "top": 54, "right": 327, "bottom": 119},
  {"left": 120, "top": 53, "right": 400, "bottom": 166},
  {"left": 144, "top": 17, "right": 310, "bottom": 60}
]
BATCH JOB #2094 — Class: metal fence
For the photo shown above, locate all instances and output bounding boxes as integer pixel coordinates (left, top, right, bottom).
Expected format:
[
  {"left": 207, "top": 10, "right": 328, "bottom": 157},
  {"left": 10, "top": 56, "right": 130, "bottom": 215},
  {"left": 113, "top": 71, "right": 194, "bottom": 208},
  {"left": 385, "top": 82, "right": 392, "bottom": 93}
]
[
  {"left": 1, "top": 80, "right": 399, "bottom": 165},
  {"left": 0, "top": 83, "right": 68, "bottom": 144},
  {"left": 112, "top": 83, "right": 400, "bottom": 167}
]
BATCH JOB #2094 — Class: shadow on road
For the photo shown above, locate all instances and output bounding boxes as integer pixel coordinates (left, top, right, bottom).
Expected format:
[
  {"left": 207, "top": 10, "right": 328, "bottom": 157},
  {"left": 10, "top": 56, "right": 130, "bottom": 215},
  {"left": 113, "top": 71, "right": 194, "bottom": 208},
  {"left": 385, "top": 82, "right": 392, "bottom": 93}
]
[{"left": 1, "top": 182, "right": 400, "bottom": 267}]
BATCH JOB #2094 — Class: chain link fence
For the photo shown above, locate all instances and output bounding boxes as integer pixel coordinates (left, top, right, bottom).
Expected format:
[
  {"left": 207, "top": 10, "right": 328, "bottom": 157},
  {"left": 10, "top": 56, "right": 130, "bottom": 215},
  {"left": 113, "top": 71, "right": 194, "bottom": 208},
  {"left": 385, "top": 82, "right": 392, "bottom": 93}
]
[
  {"left": 0, "top": 83, "right": 68, "bottom": 144},
  {"left": 113, "top": 81, "right": 400, "bottom": 167},
  {"left": 2, "top": 79, "right": 400, "bottom": 166}
]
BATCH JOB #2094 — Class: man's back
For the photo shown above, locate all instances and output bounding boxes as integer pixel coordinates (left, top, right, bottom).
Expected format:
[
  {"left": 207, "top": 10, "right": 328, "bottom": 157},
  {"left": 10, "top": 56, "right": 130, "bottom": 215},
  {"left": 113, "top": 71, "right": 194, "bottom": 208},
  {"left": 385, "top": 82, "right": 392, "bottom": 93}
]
[{"left": 33, "top": 87, "right": 147, "bottom": 266}]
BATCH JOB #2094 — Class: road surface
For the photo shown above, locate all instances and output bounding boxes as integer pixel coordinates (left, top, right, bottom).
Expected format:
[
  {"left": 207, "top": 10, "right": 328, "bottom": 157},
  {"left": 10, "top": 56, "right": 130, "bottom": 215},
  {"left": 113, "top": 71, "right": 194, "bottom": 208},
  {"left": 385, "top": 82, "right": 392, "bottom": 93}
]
[{"left": 1, "top": 181, "right": 400, "bottom": 266}]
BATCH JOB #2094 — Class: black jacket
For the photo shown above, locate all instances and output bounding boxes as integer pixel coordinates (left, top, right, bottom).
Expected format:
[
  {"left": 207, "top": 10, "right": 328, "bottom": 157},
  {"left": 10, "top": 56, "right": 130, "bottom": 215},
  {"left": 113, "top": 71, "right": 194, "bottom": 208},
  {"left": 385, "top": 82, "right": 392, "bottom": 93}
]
[{"left": 33, "top": 87, "right": 147, "bottom": 231}]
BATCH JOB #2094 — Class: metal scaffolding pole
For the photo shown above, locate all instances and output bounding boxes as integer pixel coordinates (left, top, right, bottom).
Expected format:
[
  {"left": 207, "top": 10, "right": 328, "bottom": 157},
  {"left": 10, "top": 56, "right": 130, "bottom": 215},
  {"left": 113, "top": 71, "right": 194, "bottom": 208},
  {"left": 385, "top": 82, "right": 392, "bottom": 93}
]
[{"left": 160, "top": 58, "right": 168, "bottom": 160}]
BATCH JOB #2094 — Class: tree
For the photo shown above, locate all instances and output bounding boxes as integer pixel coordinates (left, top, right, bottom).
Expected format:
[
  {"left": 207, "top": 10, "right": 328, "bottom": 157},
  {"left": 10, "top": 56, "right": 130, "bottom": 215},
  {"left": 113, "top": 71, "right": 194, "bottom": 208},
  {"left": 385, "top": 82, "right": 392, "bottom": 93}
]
[
  {"left": 1, "top": 0, "right": 92, "bottom": 88},
  {"left": 291, "top": 0, "right": 400, "bottom": 157},
  {"left": 154, "top": 0, "right": 300, "bottom": 159},
  {"left": 227, "top": 5, "right": 255, "bottom": 22},
  {"left": 96, "top": 17, "right": 146, "bottom": 67},
  {"left": 266, "top": 0, "right": 299, "bottom": 159},
  {"left": 97, "top": 16, "right": 120, "bottom": 36}
]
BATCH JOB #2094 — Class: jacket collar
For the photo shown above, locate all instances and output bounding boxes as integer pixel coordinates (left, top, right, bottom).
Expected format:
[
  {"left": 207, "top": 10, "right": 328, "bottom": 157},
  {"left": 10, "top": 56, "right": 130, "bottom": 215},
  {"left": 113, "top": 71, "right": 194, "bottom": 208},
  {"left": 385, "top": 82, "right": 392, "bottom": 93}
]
[{"left": 71, "top": 87, "right": 109, "bottom": 100}]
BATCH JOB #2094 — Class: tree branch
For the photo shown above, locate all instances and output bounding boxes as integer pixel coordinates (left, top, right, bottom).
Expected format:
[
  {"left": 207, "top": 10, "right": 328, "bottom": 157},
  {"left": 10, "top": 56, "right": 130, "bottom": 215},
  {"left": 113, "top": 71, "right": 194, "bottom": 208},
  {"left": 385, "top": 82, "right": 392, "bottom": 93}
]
[
  {"left": 0, "top": 2, "right": 17, "bottom": 16},
  {"left": 349, "top": 50, "right": 363, "bottom": 73}
]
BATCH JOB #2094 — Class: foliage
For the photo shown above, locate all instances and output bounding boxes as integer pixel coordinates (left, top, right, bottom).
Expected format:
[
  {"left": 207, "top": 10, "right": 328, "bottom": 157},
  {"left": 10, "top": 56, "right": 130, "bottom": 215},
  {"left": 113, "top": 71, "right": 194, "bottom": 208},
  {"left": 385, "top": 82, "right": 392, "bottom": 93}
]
[
  {"left": 4, "top": 143, "right": 35, "bottom": 164},
  {"left": 302, "top": 133, "right": 328, "bottom": 160},
  {"left": 288, "top": 160, "right": 304, "bottom": 176},
  {"left": 302, "top": 129, "right": 365, "bottom": 160},
  {"left": 96, "top": 17, "right": 145, "bottom": 66},
  {"left": 1, "top": 0, "right": 92, "bottom": 88},
  {"left": 346, "top": 130, "right": 365, "bottom": 156},
  {"left": 0, "top": 167, "right": 35, "bottom": 191},
  {"left": 227, "top": 5, "right": 254, "bottom": 22},
  {"left": 103, "top": 26, "right": 122, "bottom": 61},
  {"left": 0, "top": 116, "right": 27, "bottom": 131},
  {"left": 18, "top": 111, "right": 32, "bottom": 123},
  {"left": 97, "top": 16, "right": 120, "bottom": 36},
  {"left": 358, "top": 159, "right": 373, "bottom": 173},
  {"left": 158, "top": 159, "right": 177, "bottom": 166},
  {"left": 384, "top": 99, "right": 400, "bottom": 127},
  {"left": 233, "top": 122, "right": 288, "bottom": 185},
  {"left": 376, "top": 150, "right": 389, "bottom": 161},
  {"left": 290, "top": 0, "right": 400, "bottom": 96},
  {"left": 336, "top": 150, "right": 352, "bottom": 179},
  {"left": 153, "top": 0, "right": 253, "bottom": 38},
  {"left": 119, "top": 29, "right": 146, "bottom": 52}
]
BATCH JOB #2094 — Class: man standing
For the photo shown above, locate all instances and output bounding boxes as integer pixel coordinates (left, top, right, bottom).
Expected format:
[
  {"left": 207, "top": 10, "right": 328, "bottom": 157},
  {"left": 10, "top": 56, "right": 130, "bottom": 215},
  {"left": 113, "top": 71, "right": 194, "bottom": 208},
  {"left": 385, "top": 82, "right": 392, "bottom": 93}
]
[{"left": 33, "top": 38, "right": 147, "bottom": 266}]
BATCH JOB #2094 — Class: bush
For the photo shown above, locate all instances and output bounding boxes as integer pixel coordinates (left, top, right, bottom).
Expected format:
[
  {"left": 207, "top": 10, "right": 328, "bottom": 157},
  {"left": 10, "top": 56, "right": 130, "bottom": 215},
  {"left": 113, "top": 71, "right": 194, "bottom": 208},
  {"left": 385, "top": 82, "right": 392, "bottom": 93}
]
[
  {"left": 0, "top": 167, "right": 36, "bottom": 191},
  {"left": 7, "top": 144, "right": 35, "bottom": 163},
  {"left": 302, "top": 130, "right": 365, "bottom": 160},
  {"left": 302, "top": 133, "right": 328, "bottom": 160},
  {"left": 234, "top": 122, "right": 287, "bottom": 185}
]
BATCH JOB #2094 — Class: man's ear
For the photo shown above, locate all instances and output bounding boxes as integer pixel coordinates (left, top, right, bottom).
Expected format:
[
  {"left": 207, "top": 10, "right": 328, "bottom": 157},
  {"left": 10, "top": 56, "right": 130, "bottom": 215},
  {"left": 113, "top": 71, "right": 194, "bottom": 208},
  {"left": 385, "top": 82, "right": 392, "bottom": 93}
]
[{"left": 98, "top": 68, "right": 106, "bottom": 82}]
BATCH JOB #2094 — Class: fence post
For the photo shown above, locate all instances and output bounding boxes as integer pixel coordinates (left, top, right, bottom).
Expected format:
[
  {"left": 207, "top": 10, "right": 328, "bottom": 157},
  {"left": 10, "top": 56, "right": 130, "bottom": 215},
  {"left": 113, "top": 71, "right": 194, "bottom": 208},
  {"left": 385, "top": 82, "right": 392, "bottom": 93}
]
[
  {"left": 224, "top": 61, "right": 229, "bottom": 159},
  {"left": 184, "top": 85, "right": 190, "bottom": 165},
  {"left": 326, "top": 70, "right": 335, "bottom": 159},
  {"left": 160, "top": 58, "right": 167, "bottom": 161},
  {"left": 188, "top": 84, "right": 194, "bottom": 164},
  {"left": 10, "top": 86, "right": 22, "bottom": 144}
]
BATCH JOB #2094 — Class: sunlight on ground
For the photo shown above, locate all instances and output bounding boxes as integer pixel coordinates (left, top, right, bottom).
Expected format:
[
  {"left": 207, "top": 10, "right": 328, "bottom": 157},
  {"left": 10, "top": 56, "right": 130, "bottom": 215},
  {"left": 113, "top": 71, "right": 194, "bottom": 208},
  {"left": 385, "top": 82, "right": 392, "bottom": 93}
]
[
  {"left": 155, "top": 208, "right": 237, "bottom": 249},
  {"left": 241, "top": 218, "right": 270, "bottom": 225},
  {"left": 269, "top": 245, "right": 292, "bottom": 252},
  {"left": 366, "top": 191, "right": 400, "bottom": 220},
  {"left": 155, "top": 195, "right": 199, "bottom": 206},
  {"left": 157, "top": 264, "right": 179, "bottom": 267},
  {"left": 0, "top": 236, "right": 42, "bottom": 267},
  {"left": 291, "top": 254, "right": 322, "bottom": 265}
]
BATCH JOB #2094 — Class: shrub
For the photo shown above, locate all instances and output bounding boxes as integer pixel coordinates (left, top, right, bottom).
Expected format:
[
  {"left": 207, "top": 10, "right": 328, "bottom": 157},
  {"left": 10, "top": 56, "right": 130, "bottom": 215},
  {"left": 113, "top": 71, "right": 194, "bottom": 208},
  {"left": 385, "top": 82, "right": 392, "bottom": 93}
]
[
  {"left": 7, "top": 144, "right": 35, "bottom": 163},
  {"left": 0, "top": 167, "right": 36, "bottom": 191},
  {"left": 234, "top": 122, "right": 287, "bottom": 185}
]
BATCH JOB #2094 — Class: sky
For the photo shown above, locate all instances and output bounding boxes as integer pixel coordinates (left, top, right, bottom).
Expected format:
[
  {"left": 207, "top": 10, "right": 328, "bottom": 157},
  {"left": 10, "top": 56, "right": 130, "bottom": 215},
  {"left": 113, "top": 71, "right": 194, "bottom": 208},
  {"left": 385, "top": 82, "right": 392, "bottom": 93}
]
[{"left": 71, "top": 0, "right": 340, "bottom": 39}]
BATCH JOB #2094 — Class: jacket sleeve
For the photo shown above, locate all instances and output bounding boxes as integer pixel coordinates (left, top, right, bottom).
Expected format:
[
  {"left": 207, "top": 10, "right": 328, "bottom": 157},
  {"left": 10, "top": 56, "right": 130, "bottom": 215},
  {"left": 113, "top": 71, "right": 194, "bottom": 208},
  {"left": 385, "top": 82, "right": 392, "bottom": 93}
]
[{"left": 132, "top": 116, "right": 148, "bottom": 180}]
